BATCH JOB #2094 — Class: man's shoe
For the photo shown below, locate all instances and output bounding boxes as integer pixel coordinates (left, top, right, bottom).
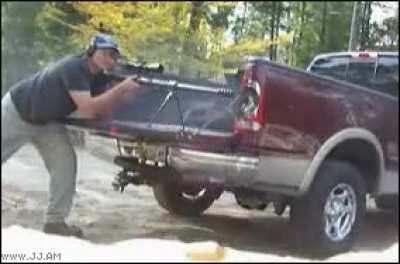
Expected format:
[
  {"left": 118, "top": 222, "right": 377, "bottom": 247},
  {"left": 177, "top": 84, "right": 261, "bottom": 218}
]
[{"left": 43, "top": 222, "right": 84, "bottom": 238}]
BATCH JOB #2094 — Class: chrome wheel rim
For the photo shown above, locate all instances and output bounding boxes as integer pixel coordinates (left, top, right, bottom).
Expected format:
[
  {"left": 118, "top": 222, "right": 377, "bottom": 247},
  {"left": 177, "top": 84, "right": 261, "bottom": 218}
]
[
  {"left": 324, "top": 183, "right": 357, "bottom": 241},
  {"left": 182, "top": 188, "right": 207, "bottom": 200}
]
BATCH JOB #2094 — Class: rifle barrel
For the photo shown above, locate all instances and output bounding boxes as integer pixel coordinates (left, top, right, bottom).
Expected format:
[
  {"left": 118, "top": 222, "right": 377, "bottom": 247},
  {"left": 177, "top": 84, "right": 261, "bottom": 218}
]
[{"left": 106, "top": 73, "right": 233, "bottom": 97}]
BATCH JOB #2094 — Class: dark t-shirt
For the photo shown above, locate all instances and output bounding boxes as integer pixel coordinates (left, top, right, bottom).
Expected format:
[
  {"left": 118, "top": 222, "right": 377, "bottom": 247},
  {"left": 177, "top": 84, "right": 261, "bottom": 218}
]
[{"left": 9, "top": 54, "right": 109, "bottom": 125}]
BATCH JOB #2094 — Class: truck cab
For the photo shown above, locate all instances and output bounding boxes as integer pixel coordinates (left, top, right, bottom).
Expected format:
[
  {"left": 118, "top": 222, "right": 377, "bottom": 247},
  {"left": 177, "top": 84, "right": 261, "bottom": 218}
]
[{"left": 307, "top": 51, "right": 398, "bottom": 97}]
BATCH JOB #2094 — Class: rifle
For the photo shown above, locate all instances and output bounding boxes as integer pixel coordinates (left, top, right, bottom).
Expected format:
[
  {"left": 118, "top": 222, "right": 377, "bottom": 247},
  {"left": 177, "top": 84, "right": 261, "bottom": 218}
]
[
  {"left": 102, "top": 62, "right": 234, "bottom": 130},
  {"left": 104, "top": 62, "right": 233, "bottom": 96}
]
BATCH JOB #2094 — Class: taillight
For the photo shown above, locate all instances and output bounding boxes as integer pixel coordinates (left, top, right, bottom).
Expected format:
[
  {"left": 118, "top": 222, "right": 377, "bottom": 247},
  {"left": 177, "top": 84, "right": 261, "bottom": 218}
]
[
  {"left": 239, "top": 65, "right": 256, "bottom": 92},
  {"left": 358, "top": 52, "right": 370, "bottom": 58},
  {"left": 234, "top": 65, "right": 265, "bottom": 133},
  {"left": 352, "top": 51, "right": 377, "bottom": 59}
]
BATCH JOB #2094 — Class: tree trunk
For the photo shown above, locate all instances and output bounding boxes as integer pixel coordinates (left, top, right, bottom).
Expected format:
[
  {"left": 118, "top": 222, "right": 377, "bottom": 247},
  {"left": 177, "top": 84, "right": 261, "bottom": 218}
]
[
  {"left": 365, "top": 1, "right": 372, "bottom": 48},
  {"left": 360, "top": 1, "right": 372, "bottom": 50},
  {"left": 291, "top": 2, "right": 299, "bottom": 65},
  {"left": 348, "top": 1, "right": 359, "bottom": 51},
  {"left": 293, "top": 2, "right": 306, "bottom": 66},
  {"left": 298, "top": 2, "right": 306, "bottom": 47},
  {"left": 181, "top": 1, "right": 204, "bottom": 76},
  {"left": 269, "top": 2, "right": 276, "bottom": 61},
  {"left": 188, "top": 1, "right": 204, "bottom": 33},
  {"left": 360, "top": 1, "right": 366, "bottom": 49},
  {"left": 274, "top": 2, "right": 282, "bottom": 61},
  {"left": 241, "top": 2, "right": 248, "bottom": 39},
  {"left": 286, "top": 2, "right": 292, "bottom": 64},
  {"left": 293, "top": 1, "right": 306, "bottom": 65},
  {"left": 320, "top": 1, "right": 328, "bottom": 50}
]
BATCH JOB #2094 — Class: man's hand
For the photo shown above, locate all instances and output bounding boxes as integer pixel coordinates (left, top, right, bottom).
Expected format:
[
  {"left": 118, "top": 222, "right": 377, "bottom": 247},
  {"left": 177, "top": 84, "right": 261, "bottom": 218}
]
[
  {"left": 122, "top": 75, "right": 141, "bottom": 91},
  {"left": 119, "top": 76, "right": 149, "bottom": 104},
  {"left": 121, "top": 75, "right": 147, "bottom": 93}
]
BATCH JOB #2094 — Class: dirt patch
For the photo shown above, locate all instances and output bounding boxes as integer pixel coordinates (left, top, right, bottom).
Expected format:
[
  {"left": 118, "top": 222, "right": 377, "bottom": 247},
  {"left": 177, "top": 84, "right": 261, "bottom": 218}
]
[{"left": 2, "top": 135, "right": 398, "bottom": 261}]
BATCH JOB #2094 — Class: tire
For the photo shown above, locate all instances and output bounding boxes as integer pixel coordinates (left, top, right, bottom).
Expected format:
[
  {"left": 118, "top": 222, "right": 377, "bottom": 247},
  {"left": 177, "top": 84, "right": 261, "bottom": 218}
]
[
  {"left": 375, "top": 195, "right": 399, "bottom": 210},
  {"left": 153, "top": 179, "right": 220, "bottom": 216},
  {"left": 290, "top": 161, "right": 366, "bottom": 255}
]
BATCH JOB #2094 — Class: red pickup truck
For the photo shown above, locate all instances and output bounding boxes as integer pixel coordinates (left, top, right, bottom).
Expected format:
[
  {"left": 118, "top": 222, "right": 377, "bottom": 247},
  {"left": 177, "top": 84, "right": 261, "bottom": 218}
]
[{"left": 65, "top": 51, "right": 398, "bottom": 254}]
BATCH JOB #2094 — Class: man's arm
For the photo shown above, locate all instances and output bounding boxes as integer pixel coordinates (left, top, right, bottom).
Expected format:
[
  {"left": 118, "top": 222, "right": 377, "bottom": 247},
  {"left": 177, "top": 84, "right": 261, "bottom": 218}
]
[{"left": 69, "top": 77, "right": 142, "bottom": 119}]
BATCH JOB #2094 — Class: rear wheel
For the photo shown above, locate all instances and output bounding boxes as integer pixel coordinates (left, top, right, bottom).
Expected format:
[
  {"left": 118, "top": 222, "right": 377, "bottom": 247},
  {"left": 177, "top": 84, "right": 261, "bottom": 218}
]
[
  {"left": 290, "top": 161, "right": 366, "bottom": 255},
  {"left": 153, "top": 179, "right": 221, "bottom": 216}
]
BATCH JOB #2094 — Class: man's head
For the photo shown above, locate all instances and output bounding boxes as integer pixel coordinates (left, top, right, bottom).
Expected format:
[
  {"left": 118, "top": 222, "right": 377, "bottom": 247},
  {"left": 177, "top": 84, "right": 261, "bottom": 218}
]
[{"left": 86, "top": 33, "right": 121, "bottom": 73}]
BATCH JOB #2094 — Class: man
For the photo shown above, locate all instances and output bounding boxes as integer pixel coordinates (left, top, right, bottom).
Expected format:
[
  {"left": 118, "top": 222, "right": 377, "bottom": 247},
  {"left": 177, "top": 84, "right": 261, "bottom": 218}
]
[{"left": 1, "top": 33, "right": 143, "bottom": 238}]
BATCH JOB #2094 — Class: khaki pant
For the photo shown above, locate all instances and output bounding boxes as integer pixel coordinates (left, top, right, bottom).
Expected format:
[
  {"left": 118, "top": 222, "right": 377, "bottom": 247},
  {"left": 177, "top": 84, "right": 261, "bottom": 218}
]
[{"left": 2, "top": 92, "right": 77, "bottom": 223}]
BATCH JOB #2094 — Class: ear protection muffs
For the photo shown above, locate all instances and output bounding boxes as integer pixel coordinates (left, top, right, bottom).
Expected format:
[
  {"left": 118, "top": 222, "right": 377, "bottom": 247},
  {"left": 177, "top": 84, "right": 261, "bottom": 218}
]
[
  {"left": 86, "top": 37, "right": 97, "bottom": 57},
  {"left": 86, "top": 34, "right": 120, "bottom": 57}
]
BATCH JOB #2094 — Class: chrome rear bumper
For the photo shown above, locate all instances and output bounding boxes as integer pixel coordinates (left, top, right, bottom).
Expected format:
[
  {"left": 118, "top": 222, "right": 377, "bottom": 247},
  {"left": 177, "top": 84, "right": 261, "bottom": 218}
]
[
  {"left": 168, "top": 148, "right": 259, "bottom": 187},
  {"left": 168, "top": 147, "right": 310, "bottom": 196}
]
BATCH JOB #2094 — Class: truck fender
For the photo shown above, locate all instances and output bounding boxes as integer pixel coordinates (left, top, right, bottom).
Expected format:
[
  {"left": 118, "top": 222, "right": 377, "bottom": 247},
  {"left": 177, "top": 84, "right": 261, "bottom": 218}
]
[{"left": 298, "top": 127, "right": 384, "bottom": 195}]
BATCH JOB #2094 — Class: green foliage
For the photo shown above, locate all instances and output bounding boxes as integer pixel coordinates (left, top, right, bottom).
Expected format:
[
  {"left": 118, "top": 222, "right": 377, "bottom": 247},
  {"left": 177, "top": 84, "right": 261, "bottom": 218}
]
[
  {"left": 2, "top": 1, "right": 44, "bottom": 95},
  {"left": 69, "top": 2, "right": 232, "bottom": 77},
  {"left": 289, "top": 2, "right": 354, "bottom": 68},
  {"left": 369, "top": 15, "right": 399, "bottom": 51},
  {"left": 1, "top": 1, "right": 398, "bottom": 94},
  {"left": 35, "top": 2, "right": 87, "bottom": 65}
]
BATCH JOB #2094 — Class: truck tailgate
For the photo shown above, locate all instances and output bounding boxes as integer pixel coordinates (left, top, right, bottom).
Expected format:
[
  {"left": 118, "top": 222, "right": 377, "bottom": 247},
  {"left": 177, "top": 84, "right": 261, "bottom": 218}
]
[{"left": 64, "top": 117, "right": 235, "bottom": 149}]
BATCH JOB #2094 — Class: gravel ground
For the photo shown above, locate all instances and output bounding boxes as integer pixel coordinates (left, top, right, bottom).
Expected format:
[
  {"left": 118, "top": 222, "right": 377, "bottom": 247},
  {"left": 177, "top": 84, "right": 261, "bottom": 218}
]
[{"left": 2, "top": 133, "right": 398, "bottom": 262}]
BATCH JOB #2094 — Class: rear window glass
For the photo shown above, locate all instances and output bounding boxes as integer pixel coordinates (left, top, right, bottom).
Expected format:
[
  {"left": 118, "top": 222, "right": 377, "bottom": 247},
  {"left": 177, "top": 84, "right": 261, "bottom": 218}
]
[
  {"left": 310, "top": 56, "right": 348, "bottom": 80},
  {"left": 346, "top": 58, "right": 376, "bottom": 88},
  {"left": 374, "top": 57, "right": 398, "bottom": 97},
  {"left": 309, "top": 55, "right": 399, "bottom": 97}
]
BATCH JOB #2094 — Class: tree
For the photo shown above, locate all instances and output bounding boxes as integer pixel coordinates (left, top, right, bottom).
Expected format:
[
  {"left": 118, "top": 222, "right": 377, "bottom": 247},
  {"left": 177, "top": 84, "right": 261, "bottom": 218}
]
[
  {"left": 359, "top": 1, "right": 373, "bottom": 50},
  {"left": 320, "top": 1, "right": 328, "bottom": 50},
  {"left": 293, "top": 2, "right": 353, "bottom": 67},
  {"left": 368, "top": 2, "right": 398, "bottom": 50},
  {"left": 35, "top": 2, "right": 87, "bottom": 65},
  {"left": 231, "top": 2, "right": 249, "bottom": 44},
  {"left": 2, "top": 2, "right": 44, "bottom": 96},
  {"left": 2, "top": 1, "right": 396, "bottom": 87},
  {"left": 70, "top": 2, "right": 239, "bottom": 77}
]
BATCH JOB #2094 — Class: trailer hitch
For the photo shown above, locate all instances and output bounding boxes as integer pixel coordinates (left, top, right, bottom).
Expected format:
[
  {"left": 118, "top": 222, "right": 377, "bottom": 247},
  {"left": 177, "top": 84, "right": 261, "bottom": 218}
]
[{"left": 111, "top": 169, "right": 145, "bottom": 193}]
